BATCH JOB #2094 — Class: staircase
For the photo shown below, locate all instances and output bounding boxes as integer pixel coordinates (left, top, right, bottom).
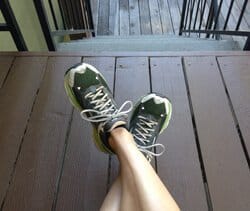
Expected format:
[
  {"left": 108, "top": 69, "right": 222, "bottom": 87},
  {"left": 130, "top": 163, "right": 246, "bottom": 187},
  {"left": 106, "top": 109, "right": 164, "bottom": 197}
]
[{"left": 57, "top": 35, "right": 240, "bottom": 52}]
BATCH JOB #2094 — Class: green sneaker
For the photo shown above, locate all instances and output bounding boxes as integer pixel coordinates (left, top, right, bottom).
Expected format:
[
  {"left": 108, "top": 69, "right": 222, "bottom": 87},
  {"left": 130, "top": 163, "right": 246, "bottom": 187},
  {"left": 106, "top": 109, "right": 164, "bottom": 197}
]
[
  {"left": 129, "top": 93, "right": 172, "bottom": 162},
  {"left": 64, "top": 63, "right": 133, "bottom": 154}
]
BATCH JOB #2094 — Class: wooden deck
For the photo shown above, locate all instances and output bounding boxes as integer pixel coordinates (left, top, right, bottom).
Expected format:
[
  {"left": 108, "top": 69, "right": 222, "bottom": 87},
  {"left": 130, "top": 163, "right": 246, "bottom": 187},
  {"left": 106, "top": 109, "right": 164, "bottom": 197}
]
[
  {"left": 0, "top": 51, "right": 250, "bottom": 211},
  {"left": 93, "top": 0, "right": 182, "bottom": 35},
  {"left": 93, "top": 0, "right": 250, "bottom": 38}
]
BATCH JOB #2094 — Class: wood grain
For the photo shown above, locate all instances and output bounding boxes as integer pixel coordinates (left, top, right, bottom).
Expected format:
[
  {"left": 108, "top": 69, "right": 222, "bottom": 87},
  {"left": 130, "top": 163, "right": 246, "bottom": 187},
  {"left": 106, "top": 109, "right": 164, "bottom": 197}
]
[
  {"left": 184, "top": 56, "right": 250, "bottom": 211},
  {"left": 0, "top": 56, "right": 14, "bottom": 88},
  {"left": 138, "top": 0, "right": 152, "bottom": 34},
  {"left": 109, "top": 0, "right": 119, "bottom": 35},
  {"left": 0, "top": 57, "right": 47, "bottom": 207},
  {"left": 217, "top": 56, "right": 250, "bottom": 157},
  {"left": 149, "top": 0, "right": 162, "bottom": 34},
  {"left": 158, "top": 0, "right": 174, "bottom": 34},
  {"left": 129, "top": 0, "right": 140, "bottom": 35},
  {"left": 150, "top": 57, "right": 208, "bottom": 211},
  {"left": 110, "top": 57, "right": 151, "bottom": 184},
  {"left": 167, "top": 0, "right": 181, "bottom": 34},
  {"left": 55, "top": 57, "right": 115, "bottom": 211},
  {"left": 97, "top": 0, "right": 109, "bottom": 35},
  {"left": 120, "top": 0, "right": 130, "bottom": 35},
  {"left": 2, "top": 57, "right": 80, "bottom": 211}
]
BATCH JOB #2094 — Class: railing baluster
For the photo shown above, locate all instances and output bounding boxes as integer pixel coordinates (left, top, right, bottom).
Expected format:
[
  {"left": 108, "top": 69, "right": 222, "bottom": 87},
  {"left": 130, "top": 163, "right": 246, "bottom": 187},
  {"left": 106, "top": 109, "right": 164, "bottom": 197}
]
[
  {"left": 84, "top": 0, "right": 95, "bottom": 36},
  {"left": 205, "top": 0, "right": 215, "bottom": 38},
  {"left": 179, "top": 0, "right": 188, "bottom": 35},
  {"left": 179, "top": 0, "right": 250, "bottom": 50},
  {"left": 243, "top": 36, "right": 250, "bottom": 50},
  {"left": 188, "top": 0, "right": 196, "bottom": 35},
  {"left": 211, "top": 0, "right": 220, "bottom": 39},
  {"left": 198, "top": 0, "right": 207, "bottom": 31},
  {"left": 0, "top": 0, "right": 28, "bottom": 51},
  {"left": 235, "top": 0, "right": 248, "bottom": 30},
  {"left": 48, "top": 0, "right": 58, "bottom": 30},
  {"left": 193, "top": 0, "right": 201, "bottom": 30},
  {"left": 57, "top": 0, "right": 66, "bottom": 29},
  {"left": 223, "top": 0, "right": 234, "bottom": 30},
  {"left": 184, "top": 0, "right": 191, "bottom": 31},
  {"left": 213, "top": 0, "right": 223, "bottom": 31},
  {"left": 33, "top": 0, "right": 55, "bottom": 51}
]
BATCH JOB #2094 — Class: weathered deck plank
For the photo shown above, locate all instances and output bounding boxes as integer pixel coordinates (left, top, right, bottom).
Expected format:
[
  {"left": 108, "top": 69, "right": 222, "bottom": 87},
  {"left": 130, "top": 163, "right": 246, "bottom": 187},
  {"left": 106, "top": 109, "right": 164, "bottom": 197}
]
[
  {"left": 119, "top": 0, "right": 130, "bottom": 35},
  {"left": 0, "top": 56, "right": 14, "bottom": 88},
  {"left": 0, "top": 57, "right": 47, "bottom": 208},
  {"left": 55, "top": 57, "right": 115, "bottom": 211},
  {"left": 129, "top": 0, "right": 140, "bottom": 35},
  {"left": 2, "top": 57, "right": 80, "bottom": 211},
  {"left": 149, "top": 0, "right": 163, "bottom": 34},
  {"left": 158, "top": 0, "right": 174, "bottom": 34},
  {"left": 97, "top": 0, "right": 109, "bottom": 35},
  {"left": 164, "top": 0, "right": 181, "bottom": 34},
  {"left": 217, "top": 56, "right": 250, "bottom": 159},
  {"left": 184, "top": 56, "right": 250, "bottom": 211},
  {"left": 110, "top": 57, "right": 151, "bottom": 183},
  {"left": 109, "top": 0, "right": 119, "bottom": 35},
  {"left": 138, "top": 0, "right": 152, "bottom": 34},
  {"left": 150, "top": 57, "right": 208, "bottom": 211},
  {"left": 0, "top": 52, "right": 250, "bottom": 211}
]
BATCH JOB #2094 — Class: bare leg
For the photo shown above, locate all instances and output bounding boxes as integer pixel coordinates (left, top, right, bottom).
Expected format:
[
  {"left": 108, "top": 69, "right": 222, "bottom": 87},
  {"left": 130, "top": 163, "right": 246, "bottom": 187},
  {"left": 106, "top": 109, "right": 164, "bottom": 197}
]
[{"left": 100, "top": 128, "right": 180, "bottom": 211}]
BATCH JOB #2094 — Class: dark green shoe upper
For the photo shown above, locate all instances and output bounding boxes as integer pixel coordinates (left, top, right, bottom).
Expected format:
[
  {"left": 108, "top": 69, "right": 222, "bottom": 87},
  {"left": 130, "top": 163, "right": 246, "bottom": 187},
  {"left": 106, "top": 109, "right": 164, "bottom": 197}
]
[
  {"left": 129, "top": 93, "right": 172, "bottom": 161},
  {"left": 64, "top": 63, "right": 132, "bottom": 154}
]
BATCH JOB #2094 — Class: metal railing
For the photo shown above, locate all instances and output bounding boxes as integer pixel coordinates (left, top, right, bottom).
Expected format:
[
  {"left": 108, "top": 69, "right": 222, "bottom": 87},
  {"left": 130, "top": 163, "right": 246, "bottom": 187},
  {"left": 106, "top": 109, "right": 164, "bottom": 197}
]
[
  {"left": 179, "top": 0, "right": 250, "bottom": 50},
  {"left": 0, "top": 0, "right": 27, "bottom": 51},
  {"left": 33, "top": 0, "right": 95, "bottom": 51}
]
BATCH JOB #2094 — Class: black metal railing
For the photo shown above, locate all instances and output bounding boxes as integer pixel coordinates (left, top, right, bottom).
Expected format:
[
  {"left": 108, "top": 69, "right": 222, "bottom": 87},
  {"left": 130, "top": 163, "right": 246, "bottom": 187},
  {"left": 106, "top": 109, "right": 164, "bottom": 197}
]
[
  {"left": 0, "top": 0, "right": 28, "bottom": 51},
  {"left": 179, "top": 0, "right": 250, "bottom": 50},
  {"left": 33, "top": 0, "right": 95, "bottom": 51}
]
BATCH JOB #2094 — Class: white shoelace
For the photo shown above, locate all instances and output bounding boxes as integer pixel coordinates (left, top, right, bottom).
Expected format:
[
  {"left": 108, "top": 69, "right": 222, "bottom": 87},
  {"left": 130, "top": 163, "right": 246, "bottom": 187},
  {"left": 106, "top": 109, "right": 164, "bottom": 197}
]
[
  {"left": 80, "top": 86, "right": 133, "bottom": 124},
  {"left": 133, "top": 116, "right": 165, "bottom": 161}
]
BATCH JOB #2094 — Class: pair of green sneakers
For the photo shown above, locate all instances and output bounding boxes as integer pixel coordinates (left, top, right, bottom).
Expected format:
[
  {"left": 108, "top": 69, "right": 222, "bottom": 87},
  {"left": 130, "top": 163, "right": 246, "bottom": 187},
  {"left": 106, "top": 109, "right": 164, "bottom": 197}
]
[{"left": 64, "top": 63, "right": 172, "bottom": 162}]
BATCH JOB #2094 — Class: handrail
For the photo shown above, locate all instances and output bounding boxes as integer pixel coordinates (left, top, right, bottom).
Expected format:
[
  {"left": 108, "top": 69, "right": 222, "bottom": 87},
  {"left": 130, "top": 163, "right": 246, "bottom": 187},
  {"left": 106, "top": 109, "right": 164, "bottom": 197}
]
[
  {"left": 0, "top": 0, "right": 28, "bottom": 51},
  {"left": 179, "top": 0, "right": 250, "bottom": 50},
  {"left": 33, "top": 0, "right": 95, "bottom": 51}
]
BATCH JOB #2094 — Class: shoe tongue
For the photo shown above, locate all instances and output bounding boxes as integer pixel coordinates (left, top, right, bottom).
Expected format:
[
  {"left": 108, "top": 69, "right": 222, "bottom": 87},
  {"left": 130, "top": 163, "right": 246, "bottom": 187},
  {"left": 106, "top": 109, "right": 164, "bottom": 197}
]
[{"left": 142, "top": 98, "right": 166, "bottom": 118}]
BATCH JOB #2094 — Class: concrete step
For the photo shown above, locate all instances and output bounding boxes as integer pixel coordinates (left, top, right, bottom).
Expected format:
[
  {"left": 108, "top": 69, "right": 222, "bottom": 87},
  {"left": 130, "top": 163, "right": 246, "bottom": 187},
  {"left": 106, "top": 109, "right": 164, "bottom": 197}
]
[{"left": 57, "top": 35, "right": 240, "bottom": 51}]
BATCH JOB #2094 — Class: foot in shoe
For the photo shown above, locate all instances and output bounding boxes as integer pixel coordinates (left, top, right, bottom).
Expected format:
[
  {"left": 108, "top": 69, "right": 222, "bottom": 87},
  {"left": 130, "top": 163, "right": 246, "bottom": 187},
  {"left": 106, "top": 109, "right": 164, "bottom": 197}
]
[
  {"left": 64, "top": 63, "right": 133, "bottom": 154},
  {"left": 129, "top": 93, "right": 172, "bottom": 162}
]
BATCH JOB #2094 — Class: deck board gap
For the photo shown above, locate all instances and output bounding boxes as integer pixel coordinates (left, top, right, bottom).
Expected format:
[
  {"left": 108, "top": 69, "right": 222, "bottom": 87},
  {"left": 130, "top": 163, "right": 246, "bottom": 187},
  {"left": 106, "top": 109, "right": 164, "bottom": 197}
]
[
  {"left": 107, "top": 57, "right": 118, "bottom": 191},
  {"left": 0, "top": 56, "right": 49, "bottom": 211},
  {"left": 156, "top": 0, "right": 164, "bottom": 33},
  {"left": 1, "top": 57, "right": 16, "bottom": 89},
  {"left": 204, "top": 182, "right": 214, "bottom": 211},
  {"left": 148, "top": 57, "right": 158, "bottom": 171},
  {"left": 52, "top": 107, "right": 74, "bottom": 211},
  {"left": 181, "top": 57, "right": 213, "bottom": 210},
  {"left": 215, "top": 57, "right": 250, "bottom": 168},
  {"left": 166, "top": 0, "right": 175, "bottom": 34}
]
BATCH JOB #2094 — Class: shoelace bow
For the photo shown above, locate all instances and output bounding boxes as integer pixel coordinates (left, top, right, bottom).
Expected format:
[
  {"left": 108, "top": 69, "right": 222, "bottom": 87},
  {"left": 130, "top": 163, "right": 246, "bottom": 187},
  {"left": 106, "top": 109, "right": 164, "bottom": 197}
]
[
  {"left": 133, "top": 115, "right": 165, "bottom": 161},
  {"left": 80, "top": 86, "right": 133, "bottom": 124}
]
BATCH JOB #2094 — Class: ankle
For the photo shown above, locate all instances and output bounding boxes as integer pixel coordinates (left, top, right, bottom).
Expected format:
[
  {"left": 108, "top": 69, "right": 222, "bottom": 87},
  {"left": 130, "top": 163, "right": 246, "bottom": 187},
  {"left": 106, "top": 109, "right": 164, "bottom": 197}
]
[{"left": 108, "top": 127, "right": 135, "bottom": 152}]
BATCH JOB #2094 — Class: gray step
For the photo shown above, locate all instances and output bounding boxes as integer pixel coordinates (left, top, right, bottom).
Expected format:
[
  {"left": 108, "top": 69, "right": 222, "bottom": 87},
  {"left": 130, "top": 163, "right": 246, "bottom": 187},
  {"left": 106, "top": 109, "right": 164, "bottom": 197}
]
[{"left": 57, "top": 36, "right": 240, "bottom": 51}]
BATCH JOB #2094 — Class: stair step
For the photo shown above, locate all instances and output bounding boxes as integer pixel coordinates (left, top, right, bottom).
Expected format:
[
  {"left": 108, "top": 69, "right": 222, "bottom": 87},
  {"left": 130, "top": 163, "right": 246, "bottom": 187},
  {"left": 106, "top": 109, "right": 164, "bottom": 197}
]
[{"left": 57, "top": 36, "right": 240, "bottom": 51}]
